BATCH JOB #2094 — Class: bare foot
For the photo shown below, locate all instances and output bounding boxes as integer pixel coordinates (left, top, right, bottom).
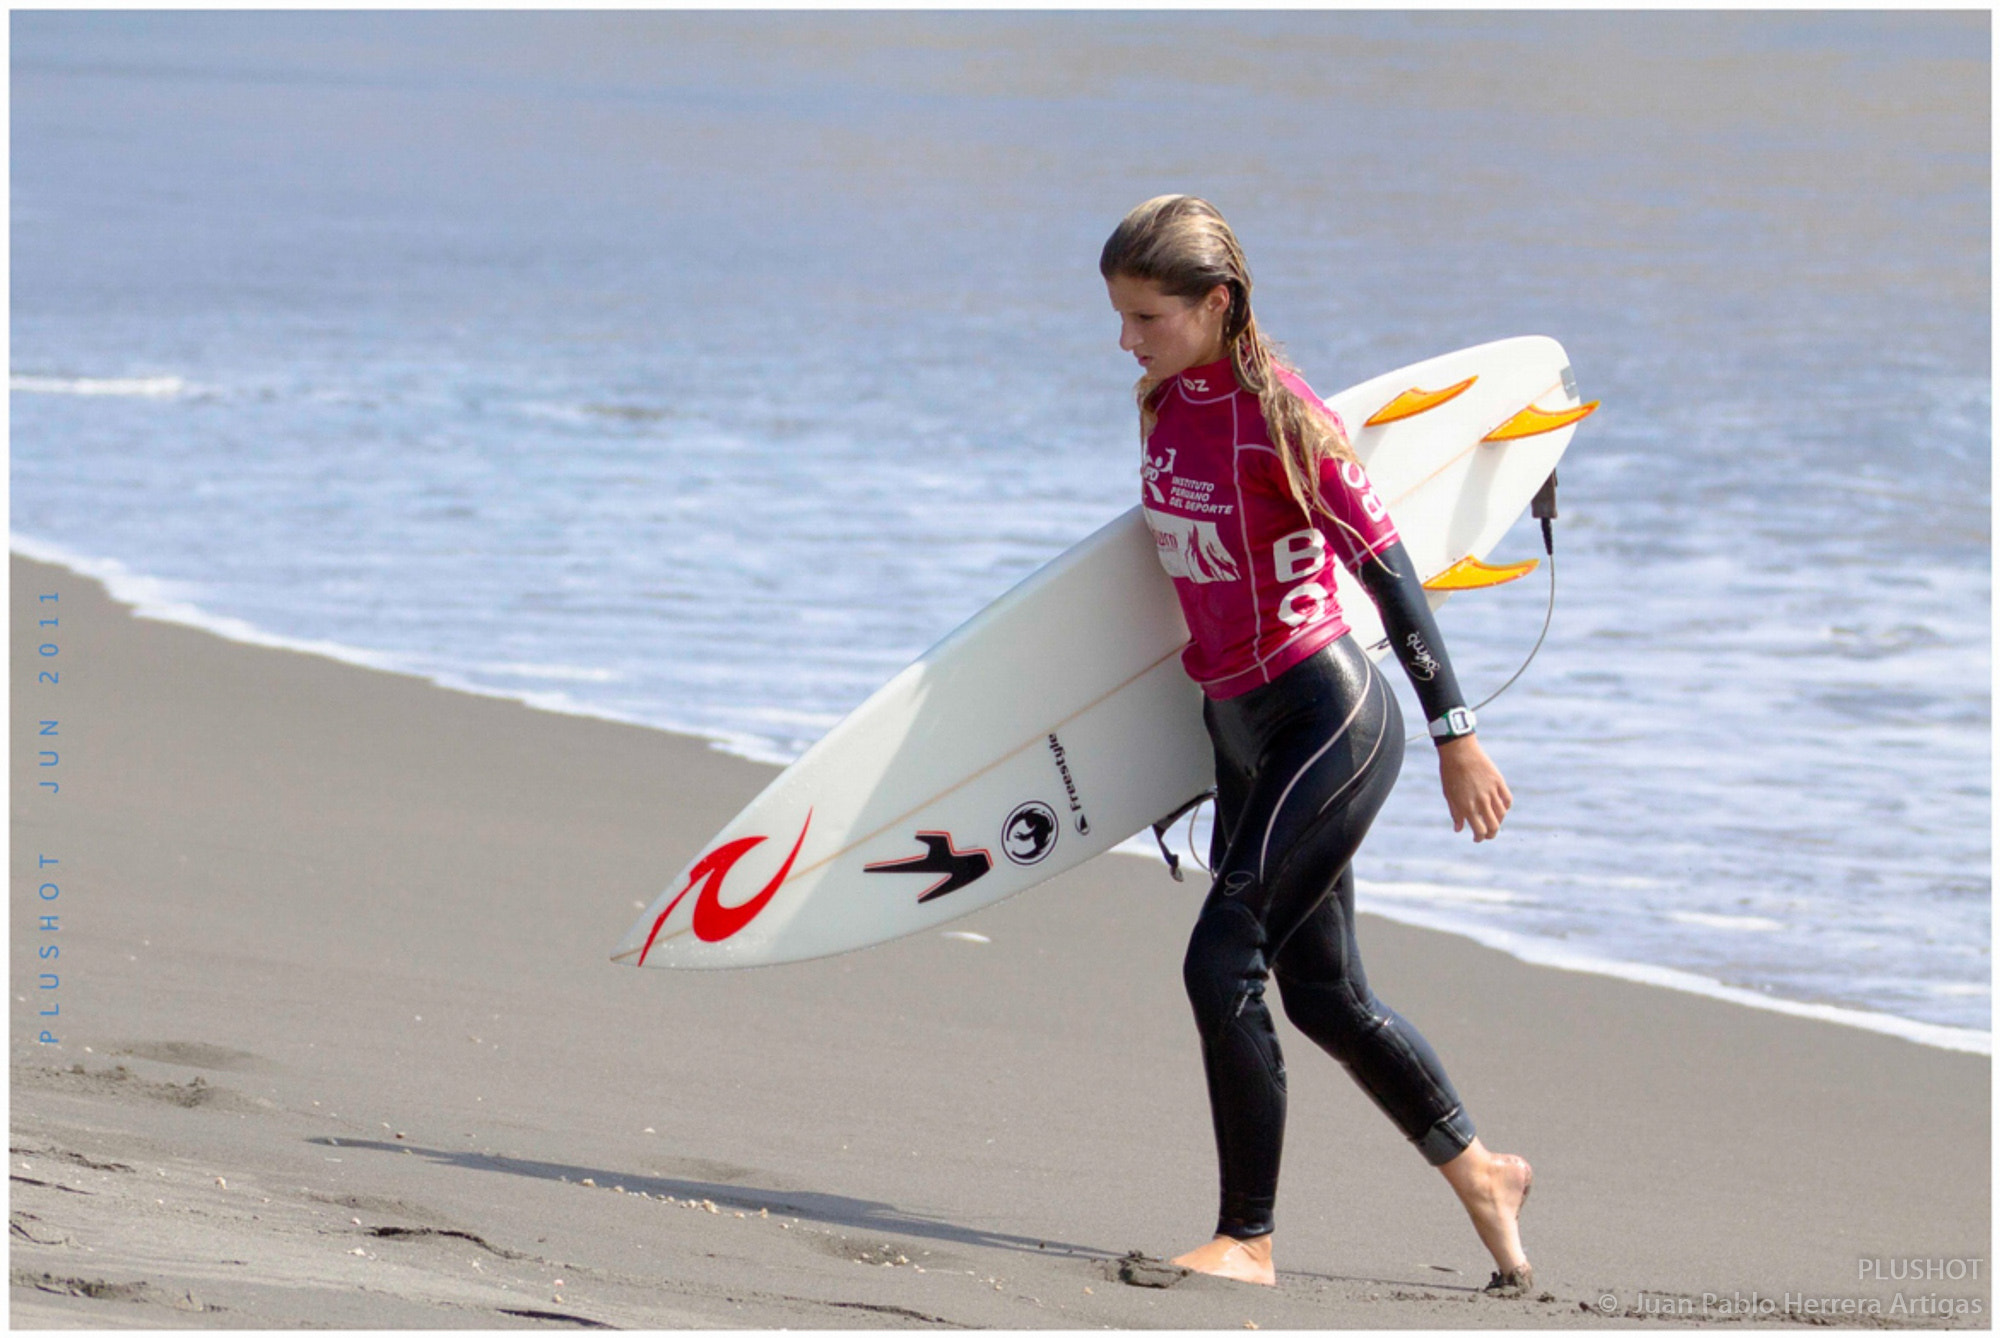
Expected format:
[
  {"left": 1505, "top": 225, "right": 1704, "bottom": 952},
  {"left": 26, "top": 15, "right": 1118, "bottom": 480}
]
[
  {"left": 1171, "top": 1234, "right": 1276, "bottom": 1286},
  {"left": 1439, "top": 1139, "right": 1532, "bottom": 1287}
]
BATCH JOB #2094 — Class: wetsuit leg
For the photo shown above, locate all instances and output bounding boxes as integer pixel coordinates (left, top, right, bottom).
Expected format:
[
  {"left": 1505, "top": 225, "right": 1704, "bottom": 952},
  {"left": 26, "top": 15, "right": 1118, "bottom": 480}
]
[
  {"left": 1184, "top": 636, "right": 1473, "bottom": 1241},
  {"left": 1273, "top": 866, "right": 1477, "bottom": 1166}
]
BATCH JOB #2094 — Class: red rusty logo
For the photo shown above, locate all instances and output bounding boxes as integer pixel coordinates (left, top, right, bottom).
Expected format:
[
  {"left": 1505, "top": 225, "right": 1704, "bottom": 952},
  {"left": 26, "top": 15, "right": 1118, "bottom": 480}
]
[{"left": 636, "top": 810, "right": 812, "bottom": 964}]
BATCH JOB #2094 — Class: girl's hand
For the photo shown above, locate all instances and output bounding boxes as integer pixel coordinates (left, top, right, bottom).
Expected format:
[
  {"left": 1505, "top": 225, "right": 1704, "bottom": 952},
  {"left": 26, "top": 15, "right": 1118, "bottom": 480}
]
[{"left": 1437, "top": 735, "right": 1512, "bottom": 841}]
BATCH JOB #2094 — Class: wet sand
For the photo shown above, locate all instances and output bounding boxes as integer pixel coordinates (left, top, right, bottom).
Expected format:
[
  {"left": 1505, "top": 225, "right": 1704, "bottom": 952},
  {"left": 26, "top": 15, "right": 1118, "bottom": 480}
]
[{"left": 9, "top": 553, "right": 1990, "bottom": 1328}]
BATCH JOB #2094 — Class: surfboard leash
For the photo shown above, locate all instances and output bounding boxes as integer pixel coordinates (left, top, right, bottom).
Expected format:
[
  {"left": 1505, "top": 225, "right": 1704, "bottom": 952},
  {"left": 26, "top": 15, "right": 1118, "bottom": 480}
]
[
  {"left": 1481, "top": 467, "right": 1560, "bottom": 708},
  {"left": 1149, "top": 789, "right": 1216, "bottom": 882},
  {"left": 1402, "top": 468, "right": 1560, "bottom": 744}
]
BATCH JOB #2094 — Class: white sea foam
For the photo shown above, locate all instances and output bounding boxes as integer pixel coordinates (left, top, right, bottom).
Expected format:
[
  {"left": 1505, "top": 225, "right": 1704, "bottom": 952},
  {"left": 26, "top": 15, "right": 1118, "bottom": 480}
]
[
  {"left": 10, "top": 534, "right": 401, "bottom": 673},
  {"left": 12, "top": 374, "right": 187, "bottom": 398},
  {"left": 1361, "top": 880, "right": 1525, "bottom": 906},
  {"left": 420, "top": 676, "right": 636, "bottom": 726},
  {"left": 1667, "top": 910, "right": 1786, "bottom": 932},
  {"left": 697, "top": 729, "right": 807, "bottom": 768},
  {"left": 478, "top": 662, "right": 626, "bottom": 684},
  {"left": 738, "top": 705, "right": 848, "bottom": 732},
  {"left": 10, "top": 535, "right": 679, "bottom": 741}
]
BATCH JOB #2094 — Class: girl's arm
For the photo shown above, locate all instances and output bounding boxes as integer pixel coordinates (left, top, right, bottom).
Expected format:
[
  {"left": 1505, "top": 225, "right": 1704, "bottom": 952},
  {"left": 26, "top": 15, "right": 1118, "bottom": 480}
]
[
  {"left": 1301, "top": 426, "right": 1511, "bottom": 840},
  {"left": 1354, "top": 542, "right": 1513, "bottom": 841}
]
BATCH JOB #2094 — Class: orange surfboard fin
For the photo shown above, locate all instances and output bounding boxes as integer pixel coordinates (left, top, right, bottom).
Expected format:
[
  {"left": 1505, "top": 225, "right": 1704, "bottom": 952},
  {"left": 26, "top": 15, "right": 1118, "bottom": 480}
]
[
  {"left": 1364, "top": 376, "right": 1477, "bottom": 428},
  {"left": 1482, "top": 399, "right": 1599, "bottom": 442},
  {"left": 1423, "top": 554, "right": 1540, "bottom": 592}
]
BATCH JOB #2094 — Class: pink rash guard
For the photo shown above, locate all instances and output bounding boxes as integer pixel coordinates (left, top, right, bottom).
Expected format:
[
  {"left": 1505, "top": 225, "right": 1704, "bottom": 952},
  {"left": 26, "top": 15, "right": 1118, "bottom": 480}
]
[{"left": 1140, "top": 356, "right": 1400, "bottom": 700}]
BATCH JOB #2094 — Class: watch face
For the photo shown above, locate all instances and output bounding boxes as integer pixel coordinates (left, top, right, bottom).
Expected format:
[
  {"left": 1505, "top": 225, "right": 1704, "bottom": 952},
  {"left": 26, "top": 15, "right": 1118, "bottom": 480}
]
[{"left": 1432, "top": 708, "right": 1475, "bottom": 738}]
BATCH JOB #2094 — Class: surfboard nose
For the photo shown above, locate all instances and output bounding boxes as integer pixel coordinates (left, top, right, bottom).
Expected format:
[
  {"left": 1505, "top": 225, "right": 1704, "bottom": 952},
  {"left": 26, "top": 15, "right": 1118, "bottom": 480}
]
[
  {"left": 609, "top": 915, "right": 653, "bottom": 964},
  {"left": 611, "top": 886, "right": 679, "bottom": 966}
]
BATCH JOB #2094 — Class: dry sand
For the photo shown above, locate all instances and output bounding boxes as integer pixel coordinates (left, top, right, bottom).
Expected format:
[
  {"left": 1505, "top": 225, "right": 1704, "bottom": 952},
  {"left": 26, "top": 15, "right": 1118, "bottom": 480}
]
[{"left": 9, "top": 553, "right": 1990, "bottom": 1328}]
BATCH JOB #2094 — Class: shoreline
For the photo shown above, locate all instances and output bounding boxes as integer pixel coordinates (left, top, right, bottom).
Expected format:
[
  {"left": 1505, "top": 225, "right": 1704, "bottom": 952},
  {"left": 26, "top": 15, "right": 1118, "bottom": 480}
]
[{"left": 16, "top": 533, "right": 1989, "bottom": 1056}]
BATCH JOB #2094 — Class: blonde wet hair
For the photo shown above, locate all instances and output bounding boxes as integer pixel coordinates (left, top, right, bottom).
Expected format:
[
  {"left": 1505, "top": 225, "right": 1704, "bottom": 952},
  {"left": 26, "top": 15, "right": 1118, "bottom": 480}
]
[{"left": 1099, "top": 195, "right": 1357, "bottom": 525}]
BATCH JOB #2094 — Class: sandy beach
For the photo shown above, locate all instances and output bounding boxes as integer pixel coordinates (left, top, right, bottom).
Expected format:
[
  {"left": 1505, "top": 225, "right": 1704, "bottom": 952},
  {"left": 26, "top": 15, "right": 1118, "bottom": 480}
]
[{"left": 9, "top": 551, "right": 1989, "bottom": 1329}]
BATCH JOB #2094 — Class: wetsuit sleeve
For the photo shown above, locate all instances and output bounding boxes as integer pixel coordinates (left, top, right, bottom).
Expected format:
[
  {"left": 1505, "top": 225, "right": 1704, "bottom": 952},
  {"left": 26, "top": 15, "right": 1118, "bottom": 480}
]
[
  {"left": 1309, "top": 450, "right": 1471, "bottom": 738},
  {"left": 1353, "top": 540, "right": 1472, "bottom": 742}
]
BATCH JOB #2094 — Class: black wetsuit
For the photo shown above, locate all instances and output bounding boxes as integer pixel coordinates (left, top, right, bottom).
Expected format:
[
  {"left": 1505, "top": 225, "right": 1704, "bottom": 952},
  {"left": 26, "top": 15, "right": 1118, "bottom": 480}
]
[
  {"left": 1186, "top": 541, "right": 1479, "bottom": 1241},
  {"left": 1135, "top": 356, "right": 1487, "bottom": 1241}
]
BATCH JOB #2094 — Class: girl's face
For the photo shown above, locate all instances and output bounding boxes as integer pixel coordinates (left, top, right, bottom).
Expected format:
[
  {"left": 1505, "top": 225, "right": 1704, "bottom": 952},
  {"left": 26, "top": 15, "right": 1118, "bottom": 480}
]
[{"left": 1106, "top": 274, "right": 1230, "bottom": 383}]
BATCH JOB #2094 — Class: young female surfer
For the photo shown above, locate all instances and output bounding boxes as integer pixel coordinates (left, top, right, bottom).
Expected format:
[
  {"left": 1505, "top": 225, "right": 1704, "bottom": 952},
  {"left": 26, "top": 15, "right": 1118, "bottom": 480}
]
[{"left": 1101, "top": 195, "right": 1534, "bottom": 1293}]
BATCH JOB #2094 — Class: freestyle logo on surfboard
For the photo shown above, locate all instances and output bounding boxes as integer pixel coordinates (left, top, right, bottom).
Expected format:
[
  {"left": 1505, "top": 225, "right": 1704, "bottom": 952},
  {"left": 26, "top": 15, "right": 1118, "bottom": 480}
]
[{"left": 1046, "top": 732, "right": 1091, "bottom": 835}]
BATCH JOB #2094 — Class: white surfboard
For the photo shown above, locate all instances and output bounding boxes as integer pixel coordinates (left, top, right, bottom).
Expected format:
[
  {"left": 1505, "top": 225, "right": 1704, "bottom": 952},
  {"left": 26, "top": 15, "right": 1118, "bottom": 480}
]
[{"left": 612, "top": 336, "right": 1594, "bottom": 969}]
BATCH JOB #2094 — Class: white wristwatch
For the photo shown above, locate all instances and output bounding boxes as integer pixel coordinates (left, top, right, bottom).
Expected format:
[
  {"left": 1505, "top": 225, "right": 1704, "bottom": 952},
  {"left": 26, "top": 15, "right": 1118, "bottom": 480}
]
[{"left": 1428, "top": 706, "right": 1477, "bottom": 741}]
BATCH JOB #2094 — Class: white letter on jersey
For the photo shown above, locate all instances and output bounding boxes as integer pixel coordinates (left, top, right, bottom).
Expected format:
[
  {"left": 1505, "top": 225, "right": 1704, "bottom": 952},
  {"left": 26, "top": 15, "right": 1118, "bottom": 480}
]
[
  {"left": 1339, "top": 462, "right": 1389, "bottom": 523},
  {"left": 1273, "top": 528, "right": 1328, "bottom": 582},
  {"left": 1276, "top": 582, "right": 1330, "bottom": 629}
]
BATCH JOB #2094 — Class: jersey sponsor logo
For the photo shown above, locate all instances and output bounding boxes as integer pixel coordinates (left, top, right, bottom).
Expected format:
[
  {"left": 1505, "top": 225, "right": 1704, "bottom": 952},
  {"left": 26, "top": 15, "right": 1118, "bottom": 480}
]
[
  {"left": 1046, "top": 732, "right": 1091, "bottom": 835},
  {"left": 1184, "top": 377, "right": 1210, "bottom": 393},
  {"left": 864, "top": 831, "right": 993, "bottom": 903},
  {"left": 1141, "top": 441, "right": 1230, "bottom": 513},
  {"left": 636, "top": 810, "right": 813, "bottom": 963},
  {"left": 1142, "top": 445, "right": 1177, "bottom": 504},
  {"left": 1001, "top": 801, "right": 1059, "bottom": 865},
  {"left": 1143, "top": 508, "right": 1240, "bottom": 584},
  {"left": 1166, "top": 474, "right": 1232, "bottom": 516}
]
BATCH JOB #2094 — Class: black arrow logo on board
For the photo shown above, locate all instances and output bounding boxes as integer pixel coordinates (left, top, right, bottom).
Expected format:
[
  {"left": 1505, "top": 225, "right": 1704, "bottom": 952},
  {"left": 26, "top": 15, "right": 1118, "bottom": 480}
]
[{"left": 863, "top": 832, "right": 992, "bottom": 903}]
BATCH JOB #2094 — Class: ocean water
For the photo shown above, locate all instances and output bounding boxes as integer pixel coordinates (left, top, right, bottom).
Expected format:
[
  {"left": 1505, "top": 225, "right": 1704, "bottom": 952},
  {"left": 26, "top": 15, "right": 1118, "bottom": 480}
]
[{"left": 12, "top": 12, "right": 1990, "bottom": 1048}]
